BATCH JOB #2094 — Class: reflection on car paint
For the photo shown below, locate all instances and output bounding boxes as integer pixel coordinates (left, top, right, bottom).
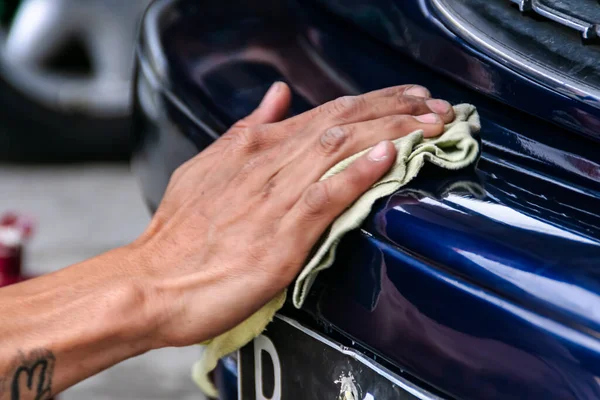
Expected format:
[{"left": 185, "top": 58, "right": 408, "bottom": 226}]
[
  {"left": 133, "top": 0, "right": 600, "bottom": 398},
  {"left": 445, "top": 194, "right": 599, "bottom": 245}
]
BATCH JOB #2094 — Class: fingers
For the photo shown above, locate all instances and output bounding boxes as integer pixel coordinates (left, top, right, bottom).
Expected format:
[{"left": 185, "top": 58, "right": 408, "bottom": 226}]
[
  {"left": 274, "top": 92, "right": 452, "bottom": 167},
  {"left": 213, "top": 83, "right": 454, "bottom": 202},
  {"left": 221, "top": 83, "right": 450, "bottom": 162},
  {"left": 312, "top": 94, "right": 453, "bottom": 125},
  {"left": 277, "top": 112, "right": 443, "bottom": 193},
  {"left": 234, "top": 82, "right": 292, "bottom": 128},
  {"left": 362, "top": 84, "right": 431, "bottom": 100},
  {"left": 280, "top": 141, "right": 396, "bottom": 250},
  {"left": 289, "top": 85, "right": 452, "bottom": 129},
  {"left": 424, "top": 99, "right": 455, "bottom": 123}
]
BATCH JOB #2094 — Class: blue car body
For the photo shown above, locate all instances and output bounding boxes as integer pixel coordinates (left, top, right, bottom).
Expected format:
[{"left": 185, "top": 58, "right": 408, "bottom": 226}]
[{"left": 133, "top": 0, "right": 600, "bottom": 398}]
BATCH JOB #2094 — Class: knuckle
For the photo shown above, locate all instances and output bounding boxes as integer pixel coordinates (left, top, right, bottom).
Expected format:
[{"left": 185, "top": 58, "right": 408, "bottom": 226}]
[
  {"left": 231, "top": 127, "right": 262, "bottom": 153},
  {"left": 338, "top": 95, "right": 358, "bottom": 108},
  {"left": 302, "top": 182, "right": 331, "bottom": 217},
  {"left": 319, "top": 126, "right": 349, "bottom": 155},
  {"left": 325, "top": 95, "right": 361, "bottom": 119},
  {"left": 396, "top": 94, "right": 423, "bottom": 114},
  {"left": 402, "top": 84, "right": 431, "bottom": 98},
  {"left": 379, "top": 86, "right": 407, "bottom": 97}
]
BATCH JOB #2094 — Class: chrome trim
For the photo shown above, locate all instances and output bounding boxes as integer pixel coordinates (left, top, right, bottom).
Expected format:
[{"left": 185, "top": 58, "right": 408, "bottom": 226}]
[
  {"left": 427, "top": 0, "right": 600, "bottom": 107},
  {"left": 143, "top": 0, "right": 174, "bottom": 81},
  {"left": 275, "top": 315, "right": 445, "bottom": 400},
  {"left": 510, "top": 0, "right": 600, "bottom": 39},
  {"left": 510, "top": 0, "right": 533, "bottom": 12}
]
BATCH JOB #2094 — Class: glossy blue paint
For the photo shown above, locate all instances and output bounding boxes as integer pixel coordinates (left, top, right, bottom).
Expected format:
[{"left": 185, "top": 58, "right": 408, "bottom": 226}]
[
  {"left": 133, "top": 0, "right": 600, "bottom": 398},
  {"left": 309, "top": 0, "right": 600, "bottom": 141},
  {"left": 306, "top": 167, "right": 600, "bottom": 399},
  {"left": 313, "top": 226, "right": 600, "bottom": 399},
  {"left": 366, "top": 165, "right": 600, "bottom": 333}
]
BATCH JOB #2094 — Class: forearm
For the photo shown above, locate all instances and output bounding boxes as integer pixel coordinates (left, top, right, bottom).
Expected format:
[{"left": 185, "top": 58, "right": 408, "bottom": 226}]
[
  {"left": 0, "top": 82, "right": 448, "bottom": 399},
  {"left": 0, "top": 246, "right": 155, "bottom": 399}
]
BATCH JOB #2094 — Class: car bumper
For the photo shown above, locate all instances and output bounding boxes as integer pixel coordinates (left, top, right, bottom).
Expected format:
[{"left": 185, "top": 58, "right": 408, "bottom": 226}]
[{"left": 132, "top": 1, "right": 600, "bottom": 398}]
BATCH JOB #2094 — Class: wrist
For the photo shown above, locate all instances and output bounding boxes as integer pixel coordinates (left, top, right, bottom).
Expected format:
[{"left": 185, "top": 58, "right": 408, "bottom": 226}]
[{"left": 100, "top": 244, "right": 166, "bottom": 353}]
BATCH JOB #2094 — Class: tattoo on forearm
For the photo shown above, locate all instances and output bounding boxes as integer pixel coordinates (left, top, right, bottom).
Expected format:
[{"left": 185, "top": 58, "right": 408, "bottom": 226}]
[{"left": 0, "top": 349, "right": 55, "bottom": 400}]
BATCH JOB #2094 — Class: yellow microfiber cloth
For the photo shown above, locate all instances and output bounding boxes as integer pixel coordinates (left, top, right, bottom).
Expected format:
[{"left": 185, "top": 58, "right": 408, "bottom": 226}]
[{"left": 192, "top": 104, "right": 481, "bottom": 397}]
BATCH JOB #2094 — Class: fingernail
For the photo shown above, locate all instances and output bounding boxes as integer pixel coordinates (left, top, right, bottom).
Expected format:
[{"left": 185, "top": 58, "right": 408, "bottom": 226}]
[
  {"left": 368, "top": 141, "right": 390, "bottom": 162},
  {"left": 260, "top": 82, "right": 282, "bottom": 107},
  {"left": 405, "top": 85, "right": 430, "bottom": 98},
  {"left": 415, "top": 113, "right": 440, "bottom": 124},
  {"left": 426, "top": 99, "right": 451, "bottom": 114}
]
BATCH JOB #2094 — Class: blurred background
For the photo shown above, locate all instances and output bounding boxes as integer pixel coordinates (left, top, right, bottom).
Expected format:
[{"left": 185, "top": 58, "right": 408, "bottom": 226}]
[{"left": 0, "top": 0, "right": 204, "bottom": 398}]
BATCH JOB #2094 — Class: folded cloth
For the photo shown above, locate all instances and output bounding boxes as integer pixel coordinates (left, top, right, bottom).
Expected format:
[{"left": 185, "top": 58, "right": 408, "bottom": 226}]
[{"left": 192, "top": 104, "right": 481, "bottom": 397}]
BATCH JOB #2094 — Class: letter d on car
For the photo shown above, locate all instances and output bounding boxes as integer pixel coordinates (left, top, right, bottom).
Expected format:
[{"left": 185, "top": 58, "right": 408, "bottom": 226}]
[{"left": 254, "top": 335, "right": 282, "bottom": 400}]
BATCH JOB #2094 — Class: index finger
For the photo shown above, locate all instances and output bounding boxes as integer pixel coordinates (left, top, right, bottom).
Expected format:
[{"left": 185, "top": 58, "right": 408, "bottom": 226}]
[
  {"left": 362, "top": 84, "right": 431, "bottom": 100},
  {"left": 284, "top": 84, "right": 432, "bottom": 128}
]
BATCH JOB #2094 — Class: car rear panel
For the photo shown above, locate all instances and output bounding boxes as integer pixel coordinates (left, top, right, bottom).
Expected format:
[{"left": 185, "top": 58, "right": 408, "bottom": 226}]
[{"left": 133, "top": 0, "right": 600, "bottom": 398}]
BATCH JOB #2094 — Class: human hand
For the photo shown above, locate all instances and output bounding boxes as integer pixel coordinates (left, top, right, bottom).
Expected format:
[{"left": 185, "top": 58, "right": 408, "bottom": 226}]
[{"left": 130, "top": 82, "right": 454, "bottom": 348}]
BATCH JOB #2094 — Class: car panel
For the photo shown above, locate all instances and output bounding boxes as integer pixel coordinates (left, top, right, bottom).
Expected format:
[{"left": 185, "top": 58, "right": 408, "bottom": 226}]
[
  {"left": 156, "top": 0, "right": 600, "bottom": 190},
  {"left": 133, "top": 0, "right": 600, "bottom": 398},
  {"left": 311, "top": 225, "right": 600, "bottom": 399},
  {"left": 309, "top": 0, "right": 600, "bottom": 142}
]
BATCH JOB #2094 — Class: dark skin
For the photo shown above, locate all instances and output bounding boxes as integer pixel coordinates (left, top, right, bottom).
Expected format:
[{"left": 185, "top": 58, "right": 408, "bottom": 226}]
[{"left": 0, "top": 83, "right": 454, "bottom": 399}]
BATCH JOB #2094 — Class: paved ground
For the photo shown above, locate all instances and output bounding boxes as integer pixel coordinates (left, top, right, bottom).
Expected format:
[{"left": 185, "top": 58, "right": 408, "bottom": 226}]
[{"left": 0, "top": 163, "right": 205, "bottom": 400}]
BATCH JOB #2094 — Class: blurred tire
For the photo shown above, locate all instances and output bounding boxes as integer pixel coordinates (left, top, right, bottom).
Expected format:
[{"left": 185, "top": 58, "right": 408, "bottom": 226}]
[{"left": 0, "top": 0, "right": 151, "bottom": 163}]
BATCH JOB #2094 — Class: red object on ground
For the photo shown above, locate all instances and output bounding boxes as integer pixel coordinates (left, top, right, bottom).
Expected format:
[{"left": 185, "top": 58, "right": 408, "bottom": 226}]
[{"left": 0, "top": 212, "right": 32, "bottom": 287}]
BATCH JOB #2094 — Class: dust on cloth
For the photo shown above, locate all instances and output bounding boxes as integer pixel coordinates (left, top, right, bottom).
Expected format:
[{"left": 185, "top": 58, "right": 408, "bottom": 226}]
[{"left": 192, "top": 104, "right": 481, "bottom": 397}]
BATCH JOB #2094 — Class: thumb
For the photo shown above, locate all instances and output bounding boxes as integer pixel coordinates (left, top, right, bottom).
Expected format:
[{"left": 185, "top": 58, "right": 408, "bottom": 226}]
[{"left": 237, "top": 82, "right": 292, "bottom": 127}]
